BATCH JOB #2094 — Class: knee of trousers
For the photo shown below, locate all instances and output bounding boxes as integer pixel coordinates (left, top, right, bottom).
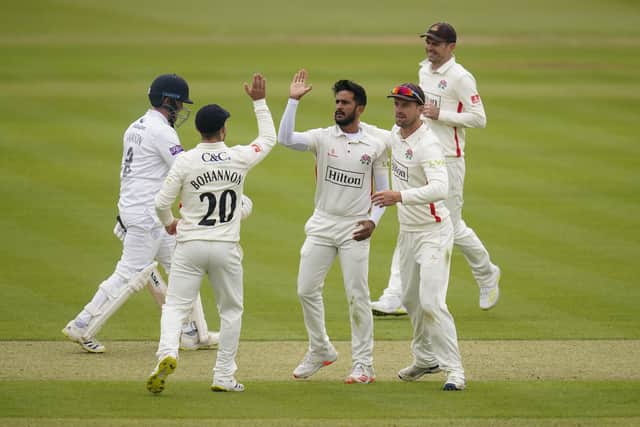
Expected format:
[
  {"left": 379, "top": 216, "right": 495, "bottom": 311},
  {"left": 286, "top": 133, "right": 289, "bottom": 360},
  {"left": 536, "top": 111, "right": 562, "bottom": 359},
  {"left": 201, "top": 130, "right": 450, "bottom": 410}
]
[
  {"left": 297, "top": 278, "right": 323, "bottom": 299},
  {"left": 297, "top": 289, "right": 322, "bottom": 303},
  {"left": 420, "top": 300, "right": 447, "bottom": 321},
  {"left": 164, "top": 294, "right": 196, "bottom": 312},
  {"left": 97, "top": 273, "right": 128, "bottom": 299},
  {"left": 453, "top": 219, "right": 474, "bottom": 240}
]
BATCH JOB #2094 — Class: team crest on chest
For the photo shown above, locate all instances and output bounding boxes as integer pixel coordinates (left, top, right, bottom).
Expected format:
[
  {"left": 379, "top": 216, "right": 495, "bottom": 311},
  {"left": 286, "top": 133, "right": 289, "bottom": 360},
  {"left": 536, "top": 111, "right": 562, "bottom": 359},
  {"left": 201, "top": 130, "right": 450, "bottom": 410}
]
[
  {"left": 405, "top": 148, "right": 413, "bottom": 160},
  {"left": 438, "top": 79, "right": 447, "bottom": 90},
  {"left": 360, "top": 153, "right": 372, "bottom": 165},
  {"left": 328, "top": 147, "right": 339, "bottom": 158}
]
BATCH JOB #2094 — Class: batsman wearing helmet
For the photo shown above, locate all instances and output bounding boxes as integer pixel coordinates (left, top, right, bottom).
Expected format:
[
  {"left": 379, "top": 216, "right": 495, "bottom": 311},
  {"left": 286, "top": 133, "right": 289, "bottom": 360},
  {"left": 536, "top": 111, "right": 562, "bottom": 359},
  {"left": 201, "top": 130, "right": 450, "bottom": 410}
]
[{"left": 63, "top": 74, "right": 250, "bottom": 353}]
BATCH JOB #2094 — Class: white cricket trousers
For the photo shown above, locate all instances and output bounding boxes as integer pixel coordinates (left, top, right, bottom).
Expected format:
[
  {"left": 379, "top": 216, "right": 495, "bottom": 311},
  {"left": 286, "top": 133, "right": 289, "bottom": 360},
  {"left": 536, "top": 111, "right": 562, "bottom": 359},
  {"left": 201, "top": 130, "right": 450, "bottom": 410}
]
[
  {"left": 76, "top": 215, "right": 174, "bottom": 326},
  {"left": 398, "top": 218, "right": 464, "bottom": 378},
  {"left": 446, "top": 157, "right": 499, "bottom": 288},
  {"left": 157, "top": 240, "right": 243, "bottom": 382},
  {"left": 382, "top": 158, "right": 498, "bottom": 298},
  {"left": 297, "top": 211, "right": 374, "bottom": 366}
]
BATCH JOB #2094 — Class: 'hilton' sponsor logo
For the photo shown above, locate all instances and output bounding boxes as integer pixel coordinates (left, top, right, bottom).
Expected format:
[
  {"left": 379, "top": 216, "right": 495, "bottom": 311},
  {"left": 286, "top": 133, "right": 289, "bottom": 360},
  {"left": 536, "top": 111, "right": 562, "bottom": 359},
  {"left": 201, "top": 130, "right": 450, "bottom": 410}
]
[
  {"left": 392, "top": 158, "right": 408, "bottom": 182},
  {"left": 325, "top": 166, "right": 364, "bottom": 188}
]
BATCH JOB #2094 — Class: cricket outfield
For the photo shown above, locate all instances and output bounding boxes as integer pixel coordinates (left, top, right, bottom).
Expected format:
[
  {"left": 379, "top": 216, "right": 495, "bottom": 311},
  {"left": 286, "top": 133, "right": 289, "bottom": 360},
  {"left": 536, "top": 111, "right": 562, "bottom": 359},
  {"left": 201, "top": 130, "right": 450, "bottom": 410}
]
[
  {"left": 1, "top": 339, "right": 639, "bottom": 425},
  {"left": 1, "top": 0, "right": 639, "bottom": 425}
]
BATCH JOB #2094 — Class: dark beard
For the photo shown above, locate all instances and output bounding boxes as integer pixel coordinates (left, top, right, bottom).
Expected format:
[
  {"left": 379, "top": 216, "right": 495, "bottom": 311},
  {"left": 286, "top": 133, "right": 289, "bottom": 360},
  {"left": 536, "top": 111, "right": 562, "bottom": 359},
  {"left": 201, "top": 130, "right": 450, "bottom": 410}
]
[{"left": 334, "top": 110, "right": 356, "bottom": 127}]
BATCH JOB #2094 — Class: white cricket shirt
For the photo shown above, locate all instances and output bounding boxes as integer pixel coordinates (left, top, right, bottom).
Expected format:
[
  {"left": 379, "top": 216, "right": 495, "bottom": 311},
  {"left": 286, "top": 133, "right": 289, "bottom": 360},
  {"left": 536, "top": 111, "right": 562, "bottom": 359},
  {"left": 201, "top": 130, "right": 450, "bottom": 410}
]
[
  {"left": 418, "top": 56, "right": 486, "bottom": 158},
  {"left": 279, "top": 99, "right": 390, "bottom": 219},
  {"left": 118, "top": 109, "right": 184, "bottom": 217},
  {"left": 390, "top": 124, "right": 449, "bottom": 231},
  {"left": 155, "top": 99, "right": 276, "bottom": 243},
  {"left": 306, "top": 123, "right": 389, "bottom": 217}
]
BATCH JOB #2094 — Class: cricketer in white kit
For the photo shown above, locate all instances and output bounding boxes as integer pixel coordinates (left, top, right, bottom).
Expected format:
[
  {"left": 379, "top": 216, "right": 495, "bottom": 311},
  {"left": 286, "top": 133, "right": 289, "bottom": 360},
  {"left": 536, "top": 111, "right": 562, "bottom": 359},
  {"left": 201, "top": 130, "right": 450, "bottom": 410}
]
[
  {"left": 147, "top": 73, "right": 275, "bottom": 394},
  {"left": 279, "top": 70, "right": 389, "bottom": 384},
  {"left": 62, "top": 74, "right": 220, "bottom": 353},
  {"left": 372, "top": 22, "right": 500, "bottom": 315},
  {"left": 372, "top": 83, "right": 465, "bottom": 391}
]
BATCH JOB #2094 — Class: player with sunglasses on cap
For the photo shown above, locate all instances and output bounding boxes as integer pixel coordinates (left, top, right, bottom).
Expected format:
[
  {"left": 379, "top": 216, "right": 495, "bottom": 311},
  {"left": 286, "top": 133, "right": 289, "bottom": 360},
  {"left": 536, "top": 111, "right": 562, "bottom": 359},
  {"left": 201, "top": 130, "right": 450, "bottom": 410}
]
[
  {"left": 371, "top": 22, "right": 500, "bottom": 316},
  {"left": 372, "top": 83, "right": 466, "bottom": 391}
]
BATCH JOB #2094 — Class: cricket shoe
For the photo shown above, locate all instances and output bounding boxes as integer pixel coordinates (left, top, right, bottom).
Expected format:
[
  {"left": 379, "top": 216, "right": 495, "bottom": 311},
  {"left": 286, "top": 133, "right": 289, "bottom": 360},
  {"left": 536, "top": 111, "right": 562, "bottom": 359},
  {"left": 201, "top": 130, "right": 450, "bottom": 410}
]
[
  {"left": 479, "top": 266, "right": 501, "bottom": 310},
  {"left": 62, "top": 320, "right": 105, "bottom": 353},
  {"left": 443, "top": 374, "right": 466, "bottom": 391},
  {"left": 180, "top": 330, "right": 220, "bottom": 351},
  {"left": 344, "top": 362, "right": 375, "bottom": 384},
  {"left": 398, "top": 363, "right": 441, "bottom": 382},
  {"left": 211, "top": 377, "right": 245, "bottom": 392},
  {"left": 146, "top": 356, "right": 177, "bottom": 394},
  {"left": 371, "top": 296, "right": 407, "bottom": 316},
  {"left": 293, "top": 345, "right": 338, "bottom": 379}
]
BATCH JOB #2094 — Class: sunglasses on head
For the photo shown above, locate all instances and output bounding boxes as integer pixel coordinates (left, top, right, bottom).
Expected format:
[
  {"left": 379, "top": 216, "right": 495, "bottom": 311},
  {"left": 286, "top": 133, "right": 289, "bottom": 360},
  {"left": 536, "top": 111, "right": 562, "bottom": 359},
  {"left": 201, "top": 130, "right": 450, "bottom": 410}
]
[{"left": 391, "top": 85, "right": 425, "bottom": 105}]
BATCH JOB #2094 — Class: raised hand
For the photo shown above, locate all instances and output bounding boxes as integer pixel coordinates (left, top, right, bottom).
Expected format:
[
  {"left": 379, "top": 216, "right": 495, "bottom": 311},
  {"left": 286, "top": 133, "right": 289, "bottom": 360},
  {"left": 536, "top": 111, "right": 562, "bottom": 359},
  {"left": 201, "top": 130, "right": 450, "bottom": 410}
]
[
  {"left": 289, "top": 69, "right": 313, "bottom": 100},
  {"left": 244, "top": 73, "right": 266, "bottom": 100}
]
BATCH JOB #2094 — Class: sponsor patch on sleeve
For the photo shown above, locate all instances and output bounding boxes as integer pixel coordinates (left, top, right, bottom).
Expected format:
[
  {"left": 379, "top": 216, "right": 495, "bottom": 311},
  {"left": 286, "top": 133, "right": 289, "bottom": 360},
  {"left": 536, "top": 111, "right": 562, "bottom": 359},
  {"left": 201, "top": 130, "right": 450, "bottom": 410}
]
[
  {"left": 169, "top": 145, "right": 184, "bottom": 156},
  {"left": 250, "top": 144, "right": 262, "bottom": 153},
  {"left": 470, "top": 94, "right": 481, "bottom": 104}
]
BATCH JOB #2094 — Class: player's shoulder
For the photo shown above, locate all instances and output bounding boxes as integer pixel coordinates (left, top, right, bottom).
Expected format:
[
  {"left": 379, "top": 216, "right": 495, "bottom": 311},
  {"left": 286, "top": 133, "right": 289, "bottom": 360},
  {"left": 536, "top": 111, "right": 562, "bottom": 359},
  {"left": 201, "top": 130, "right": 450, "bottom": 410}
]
[
  {"left": 417, "top": 127, "right": 444, "bottom": 158},
  {"left": 360, "top": 122, "right": 391, "bottom": 150},
  {"left": 361, "top": 122, "right": 391, "bottom": 138},
  {"left": 302, "top": 126, "right": 336, "bottom": 146},
  {"left": 309, "top": 125, "right": 335, "bottom": 135},
  {"left": 449, "top": 59, "right": 476, "bottom": 80}
]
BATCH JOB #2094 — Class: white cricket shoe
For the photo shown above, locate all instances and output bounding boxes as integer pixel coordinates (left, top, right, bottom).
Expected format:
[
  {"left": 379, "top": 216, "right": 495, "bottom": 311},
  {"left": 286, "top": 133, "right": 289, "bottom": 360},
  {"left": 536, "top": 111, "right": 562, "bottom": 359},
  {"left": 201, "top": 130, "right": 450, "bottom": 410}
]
[
  {"left": 180, "top": 330, "right": 220, "bottom": 351},
  {"left": 147, "top": 356, "right": 177, "bottom": 394},
  {"left": 293, "top": 345, "right": 338, "bottom": 379},
  {"left": 398, "top": 363, "right": 441, "bottom": 381},
  {"left": 62, "top": 321, "right": 105, "bottom": 353},
  {"left": 443, "top": 373, "right": 466, "bottom": 391},
  {"left": 211, "top": 377, "right": 245, "bottom": 392},
  {"left": 479, "top": 267, "right": 501, "bottom": 310},
  {"left": 371, "top": 296, "right": 407, "bottom": 316},
  {"left": 344, "top": 362, "right": 375, "bottom": 384}
]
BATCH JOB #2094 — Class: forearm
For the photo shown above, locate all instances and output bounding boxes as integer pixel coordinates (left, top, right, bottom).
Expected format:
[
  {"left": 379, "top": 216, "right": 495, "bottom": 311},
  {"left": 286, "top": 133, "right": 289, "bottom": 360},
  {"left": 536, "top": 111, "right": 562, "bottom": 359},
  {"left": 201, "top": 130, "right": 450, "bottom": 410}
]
[
  {"left": 154, "top": 166, "right": 182, "bottom": 226},
  {"left": 438, "top": 109, "right": 486, "bottom": 129},
  {"left": 252, "top": 99, "right": 277, "bottom": 153},
  {"left": 369, "top": 168, "right": 389, "bottom": 225},
  {"left": 278, "top": 99, "right": 311, "bottom": 151},
  {"left": 154, "top": 195, "right": 176, "bottom": 227},
  {"left": 400, "top": 162, "right": 448, "bottom": 205}
]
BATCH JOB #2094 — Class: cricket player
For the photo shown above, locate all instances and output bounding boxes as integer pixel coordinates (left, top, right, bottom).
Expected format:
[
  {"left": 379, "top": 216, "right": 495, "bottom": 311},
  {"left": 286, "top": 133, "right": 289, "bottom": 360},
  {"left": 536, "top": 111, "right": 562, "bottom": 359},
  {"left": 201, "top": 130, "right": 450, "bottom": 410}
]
[
  {"left": 279, "top": 69, "right": 389, "bottom": 384},
  {"left": 372, "top": 83, "right": 465, "bottom": 391},
  {"left": 146, "top": 73, "right": 275, "bottom": 394},
  {"left": 62, "top": 74, "right": 224, "bottom": 353},
  {"left": 371, "top": 22, "right": 500, "bottom": 315}
]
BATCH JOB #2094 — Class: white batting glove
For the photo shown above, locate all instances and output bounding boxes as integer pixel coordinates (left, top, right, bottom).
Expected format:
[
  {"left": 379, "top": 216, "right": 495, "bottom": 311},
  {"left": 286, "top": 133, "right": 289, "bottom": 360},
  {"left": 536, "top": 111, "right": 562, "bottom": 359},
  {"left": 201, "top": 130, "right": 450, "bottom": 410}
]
[
  {"left": 113, "top": 216, "right": 127, "bottom": 241},
  {"left": 241, "top": 195, "right": 253, "bottom": 220}
]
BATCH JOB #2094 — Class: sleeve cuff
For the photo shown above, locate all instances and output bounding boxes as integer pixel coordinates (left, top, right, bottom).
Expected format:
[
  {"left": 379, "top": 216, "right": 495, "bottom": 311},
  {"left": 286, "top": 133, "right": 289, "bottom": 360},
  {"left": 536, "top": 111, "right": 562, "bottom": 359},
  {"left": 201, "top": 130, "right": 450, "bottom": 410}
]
[{"left": 253, "top": 99, "right": 267, "bottom": 108}]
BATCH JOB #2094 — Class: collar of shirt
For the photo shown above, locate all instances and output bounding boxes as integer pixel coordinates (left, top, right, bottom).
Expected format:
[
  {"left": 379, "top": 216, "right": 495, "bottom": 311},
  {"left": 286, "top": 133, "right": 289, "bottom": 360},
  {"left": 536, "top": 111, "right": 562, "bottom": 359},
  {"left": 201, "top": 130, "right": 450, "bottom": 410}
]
[
  {"left": 393, "top": 123, "right": 428, "bottom": 147},
  {"left": 331, "top": 124, "right": 369, "bottom": 144},
  {"left": 147, "top": 108, "right": 170, "bottom": 125},
  {"left": 197, "top": 141, "right": 227, "bottom": 150},
  {"left": 420, "top": 56, "right": 457, "bottom": 75}
]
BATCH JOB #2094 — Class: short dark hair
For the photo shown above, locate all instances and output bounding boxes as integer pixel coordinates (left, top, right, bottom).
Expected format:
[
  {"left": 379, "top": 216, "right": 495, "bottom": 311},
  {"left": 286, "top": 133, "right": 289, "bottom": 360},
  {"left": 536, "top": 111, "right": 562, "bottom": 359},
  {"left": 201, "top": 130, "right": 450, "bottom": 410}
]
[
  {"left": 332, "top": 80, "right": 367, "bottom": 106},
  {"left": 195, "top": 104, "right": 230, "bottom": 137}
]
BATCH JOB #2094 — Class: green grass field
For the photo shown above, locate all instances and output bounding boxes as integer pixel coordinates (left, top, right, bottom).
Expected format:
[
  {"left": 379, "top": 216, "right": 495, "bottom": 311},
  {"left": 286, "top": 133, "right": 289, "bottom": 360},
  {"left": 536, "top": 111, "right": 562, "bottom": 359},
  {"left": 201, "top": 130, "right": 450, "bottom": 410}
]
[{"left": 1, "top": 0, "right": 640, "bottom": 425}]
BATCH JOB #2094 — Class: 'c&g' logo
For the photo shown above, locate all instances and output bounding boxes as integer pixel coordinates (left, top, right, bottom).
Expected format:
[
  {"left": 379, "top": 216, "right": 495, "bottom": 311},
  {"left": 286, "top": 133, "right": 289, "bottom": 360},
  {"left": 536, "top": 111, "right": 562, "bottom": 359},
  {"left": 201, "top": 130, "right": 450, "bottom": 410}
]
[{"left": 201, "top": 152, "right": 229, "bottom": 162}]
